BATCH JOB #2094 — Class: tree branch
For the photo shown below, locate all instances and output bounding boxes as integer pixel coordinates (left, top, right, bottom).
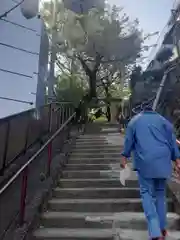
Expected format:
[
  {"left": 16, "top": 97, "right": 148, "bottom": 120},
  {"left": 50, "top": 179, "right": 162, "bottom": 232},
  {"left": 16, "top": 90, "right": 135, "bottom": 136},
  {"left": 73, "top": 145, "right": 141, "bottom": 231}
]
[
  {"left": 56, "top": 59, "right": 70, "bottom": 71},
  {"left": 93, "top": 53, "right": 103, "bottom": 74},
  {"left": 84, "top": 55, "right": 134, "bottom": 64},
  {"left": 78, "top": 55, "right": 92, "bottom": 76},
  {"left": 56, "top": 60, "right": 72, "bottom": 76}
]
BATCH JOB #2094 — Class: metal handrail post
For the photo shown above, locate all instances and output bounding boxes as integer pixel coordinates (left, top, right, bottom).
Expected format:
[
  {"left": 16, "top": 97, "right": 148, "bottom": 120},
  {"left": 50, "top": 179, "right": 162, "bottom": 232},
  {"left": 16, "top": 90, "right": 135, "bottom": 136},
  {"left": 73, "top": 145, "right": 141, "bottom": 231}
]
[
  {"left": 48, "top": 104, "right": 53, "bottom": 133},
  {"left": 47, "top": 142, "right": 52, "bottom": 177},
  {"left": 19, "top": 167, "right": 28, "bottom": 225},
  {"left": 23, "top": 112, "right": 31, "bottom": 154},
  {"left": 1, "top": 121, "right": 10, "bottom": 175}
]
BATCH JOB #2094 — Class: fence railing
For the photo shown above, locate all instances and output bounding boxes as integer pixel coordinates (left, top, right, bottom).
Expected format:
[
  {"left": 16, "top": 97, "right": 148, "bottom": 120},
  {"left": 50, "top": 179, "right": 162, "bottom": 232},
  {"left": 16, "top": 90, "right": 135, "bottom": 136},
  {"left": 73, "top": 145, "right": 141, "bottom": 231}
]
[
  {"left": 0, "top": 102, "right": 74, "bottom": 176},
  {"left": 0, "top": 110, "right": 76, "bottom": 239},
  {"left": 132, "top": 97, "right": 155, "bottom": 114}
]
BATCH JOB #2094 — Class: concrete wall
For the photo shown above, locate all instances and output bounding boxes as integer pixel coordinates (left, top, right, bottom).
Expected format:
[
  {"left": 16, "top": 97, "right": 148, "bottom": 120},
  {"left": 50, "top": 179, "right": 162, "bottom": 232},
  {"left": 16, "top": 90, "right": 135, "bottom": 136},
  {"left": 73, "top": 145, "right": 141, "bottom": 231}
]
[{"left": 0, "top": 0, "right": 49, "bottom": 118}]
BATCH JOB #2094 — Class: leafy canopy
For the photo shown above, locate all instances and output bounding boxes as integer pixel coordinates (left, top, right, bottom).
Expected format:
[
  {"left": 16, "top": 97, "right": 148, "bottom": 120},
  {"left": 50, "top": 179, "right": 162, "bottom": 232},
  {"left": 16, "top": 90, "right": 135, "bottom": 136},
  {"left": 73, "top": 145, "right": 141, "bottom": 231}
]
[{"left": 41, "top": 1, "right": 143, "bottom": 100}]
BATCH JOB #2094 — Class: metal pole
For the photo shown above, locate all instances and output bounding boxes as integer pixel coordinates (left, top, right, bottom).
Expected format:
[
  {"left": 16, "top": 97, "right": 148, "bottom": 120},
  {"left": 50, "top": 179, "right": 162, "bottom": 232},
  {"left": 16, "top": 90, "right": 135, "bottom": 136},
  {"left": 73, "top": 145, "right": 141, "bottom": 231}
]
[
  {"left": 152, "top": 65, "right": 175, "bottom": 111},
  {"left": 48, "top": 0, "right": 58, "bottom": 100},
  {"left": 171, "top": 9, "right": 180, "bottom": 59},
  {"left": 174, "top": 28, "right": 180, "bottom": 58},
  {"left": 152, "top": 72, "right": 168, "bottom": 111},
  {"left": 153, "top": 10, "right": 178, "bottom": 111}
]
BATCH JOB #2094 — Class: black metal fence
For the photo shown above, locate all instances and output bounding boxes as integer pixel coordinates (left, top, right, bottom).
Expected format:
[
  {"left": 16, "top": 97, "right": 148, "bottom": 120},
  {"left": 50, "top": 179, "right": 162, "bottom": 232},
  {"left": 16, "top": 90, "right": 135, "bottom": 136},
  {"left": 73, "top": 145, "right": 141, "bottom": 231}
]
[
  {"left": 0, "top": 111, "right": 76, "bottom": 240},
  {"left": 0, "top": 102, "right": 74, "bottom": 175}
]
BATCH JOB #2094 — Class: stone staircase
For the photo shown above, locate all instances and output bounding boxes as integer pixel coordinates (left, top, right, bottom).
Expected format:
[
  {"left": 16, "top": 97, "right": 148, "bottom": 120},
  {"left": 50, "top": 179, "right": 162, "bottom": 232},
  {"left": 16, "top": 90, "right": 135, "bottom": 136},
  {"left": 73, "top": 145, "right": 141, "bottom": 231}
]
[{"left": 33, "top": 125, "right": 180, "bottom": 240}]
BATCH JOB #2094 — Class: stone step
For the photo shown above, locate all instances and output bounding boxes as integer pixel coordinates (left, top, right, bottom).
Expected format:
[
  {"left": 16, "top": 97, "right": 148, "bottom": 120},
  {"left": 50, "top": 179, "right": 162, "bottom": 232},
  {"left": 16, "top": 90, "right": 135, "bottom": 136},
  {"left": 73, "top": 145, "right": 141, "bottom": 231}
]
[
  {"left": 63, "top": 170, "right": 122, "bottom": 179},
  {"left": 74, "top": 142, "right": 121, "bottom": 147},
  {"left": 53, "top": 187, "right": 140, "bottom": 199},
  {"left": 76, "top": 137, "right": 107, "bottom": 141},
  {"left": 75, "top": 141, "right": 110, "bottom": 145},
  {"left": 73, "top": 144, "right": 122, "bottom": 149},
  {"left": 77, "top": 137, "right": 108, "bottom": 140},
  {"left": 78, "top": 132, "right": 120, "bottom": 138},
  {"left": 41, "top": 212, "right": 180, "bottom": 230},
  {"left": 65, "top": 163, "right": 113, "bottom": 171},
  {"left": 100, "top": 128, "right": 120, "bottom": 133},
  {"left": 32, "top": 129, "right": 180, "bottom": 240},
  {"left": 77, "top": 135, "right": 108, "bottom": 139},
  {"left": 62, "top": 170, "right": 137, "bottom": 180},
  {"left": 33, "top": 228, "right": 113, "bottom": 240},
  {"left": 75, "top": 139, "right": 108, "bottom": 143},
  {"left": 68, "top": 157, "right": 120, "bottom": 164},
  {"left": 71, "top": 153, "right": 121, "bottom": 158},
  {"left": 72, "top": 148, "right": 121, "bottom": 153},
  {"left": 59, "top": 178, "right": 139, "bottom": 188},
  {"left": 48, "top": 198, "right": 173, "bottom": 213},
  {"left": 76, "top": 134, "right": 122, "bottom": 140},
  {"left": 33, "top": 228, "right": 180, "bottom": 240}
]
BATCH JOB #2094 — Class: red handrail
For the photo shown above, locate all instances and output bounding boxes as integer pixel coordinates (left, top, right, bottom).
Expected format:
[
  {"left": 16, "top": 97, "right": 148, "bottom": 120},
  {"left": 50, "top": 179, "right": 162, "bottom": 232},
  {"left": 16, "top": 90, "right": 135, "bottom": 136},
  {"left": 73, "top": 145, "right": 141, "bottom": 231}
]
[{"left": 0, "top": 112, "right": 75, "bottom": 226}]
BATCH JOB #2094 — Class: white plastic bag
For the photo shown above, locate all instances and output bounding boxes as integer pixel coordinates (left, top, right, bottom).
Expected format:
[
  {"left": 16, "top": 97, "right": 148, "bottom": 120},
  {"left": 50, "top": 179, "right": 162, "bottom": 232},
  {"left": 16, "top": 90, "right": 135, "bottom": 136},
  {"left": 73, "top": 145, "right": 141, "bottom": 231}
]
[{"left": 119, "top": 165, "right": 131, "bottom": 186}]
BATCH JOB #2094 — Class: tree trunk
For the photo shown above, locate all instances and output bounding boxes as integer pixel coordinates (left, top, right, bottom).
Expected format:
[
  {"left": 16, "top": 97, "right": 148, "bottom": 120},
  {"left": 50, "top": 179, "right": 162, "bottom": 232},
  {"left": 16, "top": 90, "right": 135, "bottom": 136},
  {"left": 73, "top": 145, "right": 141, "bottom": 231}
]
[
  {"left": 78, "top": 55, "right": 102, "bottom": 100},
  {"left": 105, "top": 86, "right": 111, "bottom": 122},
  {"left": 89, "top": 73, "right": 97, "bottom": 99}
]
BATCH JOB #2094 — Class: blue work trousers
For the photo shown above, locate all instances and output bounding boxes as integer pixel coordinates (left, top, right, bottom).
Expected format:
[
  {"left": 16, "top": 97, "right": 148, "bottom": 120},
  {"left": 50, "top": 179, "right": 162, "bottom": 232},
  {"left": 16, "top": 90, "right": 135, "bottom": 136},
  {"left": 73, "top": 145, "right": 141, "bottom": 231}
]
[{"left": 138, "top": 174, "right": 167, "bottom": 238}]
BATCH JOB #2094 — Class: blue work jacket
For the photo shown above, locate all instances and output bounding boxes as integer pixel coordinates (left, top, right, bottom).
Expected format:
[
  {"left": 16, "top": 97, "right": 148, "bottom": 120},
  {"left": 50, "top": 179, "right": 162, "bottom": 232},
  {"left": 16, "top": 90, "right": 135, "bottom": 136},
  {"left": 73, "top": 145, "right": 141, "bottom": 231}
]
[{"left": 121, "top": 111, "right": 180, "bottom": 178}]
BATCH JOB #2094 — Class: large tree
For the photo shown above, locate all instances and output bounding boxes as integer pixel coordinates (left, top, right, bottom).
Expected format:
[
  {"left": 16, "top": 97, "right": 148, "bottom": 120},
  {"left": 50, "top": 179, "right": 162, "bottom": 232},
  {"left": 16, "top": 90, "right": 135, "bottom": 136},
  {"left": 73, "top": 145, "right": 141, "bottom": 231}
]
[
  {"left": 41, "top": 1, "right": 143, "bottom": 100},
  {"left": 55, "top": 73, "right": 87, "bottom": 106}
]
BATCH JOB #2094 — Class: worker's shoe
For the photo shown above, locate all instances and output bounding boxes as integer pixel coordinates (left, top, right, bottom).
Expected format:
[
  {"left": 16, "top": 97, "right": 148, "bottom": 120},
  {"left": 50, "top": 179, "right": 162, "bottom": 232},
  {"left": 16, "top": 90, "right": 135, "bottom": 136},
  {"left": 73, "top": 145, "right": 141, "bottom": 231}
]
[
  {"left": 150, "top": 229, "right": 167, "bottom": 239},
  {"left": 162, "top": 230, "right": 167, "bottom": 239},
  {"left": 151, "top": 238, "right": 164, "bottom": 240}
]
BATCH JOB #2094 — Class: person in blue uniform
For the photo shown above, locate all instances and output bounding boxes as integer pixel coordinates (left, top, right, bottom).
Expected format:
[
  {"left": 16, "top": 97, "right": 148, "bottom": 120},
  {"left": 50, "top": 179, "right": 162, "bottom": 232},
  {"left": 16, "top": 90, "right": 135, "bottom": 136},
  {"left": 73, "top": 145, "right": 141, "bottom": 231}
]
[{"left": 121, "top": 105, "right": 180, "bottom": 240}]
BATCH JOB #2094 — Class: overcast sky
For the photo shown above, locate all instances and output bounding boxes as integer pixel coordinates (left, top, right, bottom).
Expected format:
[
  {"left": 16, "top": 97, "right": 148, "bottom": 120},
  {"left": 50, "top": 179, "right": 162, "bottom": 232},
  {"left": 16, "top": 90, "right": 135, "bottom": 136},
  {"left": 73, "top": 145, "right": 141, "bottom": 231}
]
[{"left": 109, "top": 0, "right": 175, "bottom": 65}]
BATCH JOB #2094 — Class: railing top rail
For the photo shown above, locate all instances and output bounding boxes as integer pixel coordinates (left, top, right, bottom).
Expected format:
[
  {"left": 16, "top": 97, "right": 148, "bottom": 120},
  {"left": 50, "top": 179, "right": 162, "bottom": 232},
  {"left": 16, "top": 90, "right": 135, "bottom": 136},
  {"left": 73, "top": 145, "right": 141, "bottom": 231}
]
[
  {"left": 52, "top": 101, "right": 74, "bottom": 104},
  {"left": 0, "top": 113, "right": 75, "bottom": 197},
  {"left": 0, "top": 102, "right": 74, "bottom": 124},
  {"left": 132, "top": 97, "right": 155, "bottom": 114},
  {"left": 0, "top": 103, "right": 51, "bottom": 124}
]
